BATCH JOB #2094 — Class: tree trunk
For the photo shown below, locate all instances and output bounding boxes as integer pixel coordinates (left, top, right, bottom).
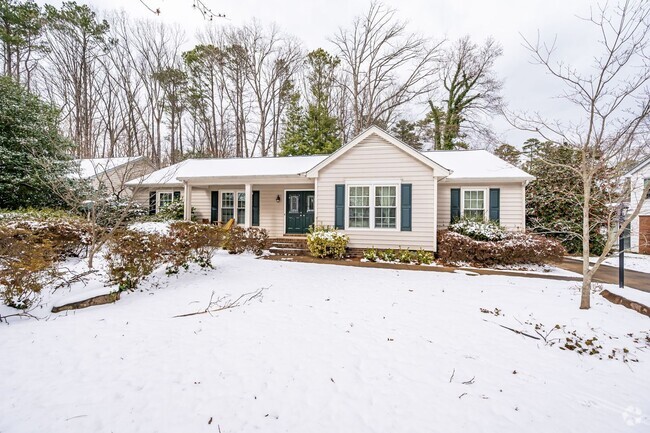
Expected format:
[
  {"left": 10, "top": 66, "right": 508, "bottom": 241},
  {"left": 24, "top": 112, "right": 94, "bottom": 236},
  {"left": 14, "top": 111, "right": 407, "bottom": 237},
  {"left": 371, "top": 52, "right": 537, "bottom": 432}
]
[{"left": 580, "top": 175, "right": 592, "bottom": 309}]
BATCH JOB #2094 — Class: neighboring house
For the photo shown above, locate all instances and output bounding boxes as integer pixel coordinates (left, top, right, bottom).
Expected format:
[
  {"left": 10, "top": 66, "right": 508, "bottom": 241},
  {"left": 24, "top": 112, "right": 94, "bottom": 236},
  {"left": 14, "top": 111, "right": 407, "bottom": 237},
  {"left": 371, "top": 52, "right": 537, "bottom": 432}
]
[
  {"left": 625, "top": 156, "right": 650, "bottom": 254},
  {"left": 73, "top": 156, "right": 155, "bottom": 197},
  {"left": 127, "top": 127, "right": 534, "bottom": 252}
]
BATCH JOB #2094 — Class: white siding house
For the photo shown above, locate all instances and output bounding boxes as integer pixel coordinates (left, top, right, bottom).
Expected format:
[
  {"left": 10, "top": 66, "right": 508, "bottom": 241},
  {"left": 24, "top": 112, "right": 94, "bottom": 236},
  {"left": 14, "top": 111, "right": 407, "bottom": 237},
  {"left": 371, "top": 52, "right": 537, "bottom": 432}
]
[
  {"left": 625, "top": 157, "right": 650, "bottom": 254},
  {"left": 127, "top": 126, "right": 535, "bottom": 251}
]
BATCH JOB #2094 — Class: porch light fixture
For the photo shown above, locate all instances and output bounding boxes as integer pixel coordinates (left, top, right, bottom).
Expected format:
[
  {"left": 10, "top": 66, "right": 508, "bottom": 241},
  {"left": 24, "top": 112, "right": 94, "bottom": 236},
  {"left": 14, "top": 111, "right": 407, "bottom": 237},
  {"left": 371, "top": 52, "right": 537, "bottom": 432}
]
[{"left": 276, "top": 194, "right": 281, "bottom": 203}]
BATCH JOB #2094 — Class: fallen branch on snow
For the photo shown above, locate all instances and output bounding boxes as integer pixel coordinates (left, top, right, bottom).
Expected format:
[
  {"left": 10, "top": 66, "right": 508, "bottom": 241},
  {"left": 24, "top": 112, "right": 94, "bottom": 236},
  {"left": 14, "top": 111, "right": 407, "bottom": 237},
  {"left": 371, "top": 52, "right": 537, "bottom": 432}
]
[{"left": 173, "top": 286, "right": 269, "bottom": 318}]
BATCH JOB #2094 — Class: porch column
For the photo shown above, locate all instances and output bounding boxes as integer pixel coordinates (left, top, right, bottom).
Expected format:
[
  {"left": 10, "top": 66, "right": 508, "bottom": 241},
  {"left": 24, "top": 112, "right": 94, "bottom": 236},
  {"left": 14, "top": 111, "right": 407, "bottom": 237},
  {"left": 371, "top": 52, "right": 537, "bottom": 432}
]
[
  {"left": 244, "top": 183, "right": 252, "bottom": 228},
  {"left": 183, "top": 181, "right": 192, "bottom": 221}
]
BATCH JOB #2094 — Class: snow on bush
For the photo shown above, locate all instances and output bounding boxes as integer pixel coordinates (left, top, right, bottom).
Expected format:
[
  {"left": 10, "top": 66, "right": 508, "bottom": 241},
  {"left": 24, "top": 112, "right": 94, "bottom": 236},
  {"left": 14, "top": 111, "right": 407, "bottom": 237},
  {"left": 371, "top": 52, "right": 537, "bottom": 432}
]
[
  {"left": 437, "top": 230, "right": 566, "bottom": 267},
  {"left": 0, "top": 212, "right": 93, "bottom": 309},
  {"left": 166, "top": 222, "right": 226, "bottom": 272},
  {"left": 449, "top": 218, "right": 506, "bottom": 241},
  {"left": 307, "top": 226, "right": 349, "bottom": 259},
  {"left": 224, "top": 226, "right": 269, "bottom": 255},
  {"left": 363, "top": 248, "right": 435, "bottom": 265},
  {"left": 106, "top": 230, "right": 166, "bottom": 291}
]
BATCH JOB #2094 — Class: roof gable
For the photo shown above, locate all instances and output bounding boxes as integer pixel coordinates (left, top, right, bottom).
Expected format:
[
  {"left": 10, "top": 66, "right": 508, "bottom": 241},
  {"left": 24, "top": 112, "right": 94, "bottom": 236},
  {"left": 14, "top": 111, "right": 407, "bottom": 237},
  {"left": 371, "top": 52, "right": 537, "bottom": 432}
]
[
  {"left": 305, "top": 126, "right": 451, "bottom": 178},
  {"left": 625, "top": 156, "right": 650, "bottom": 177}
]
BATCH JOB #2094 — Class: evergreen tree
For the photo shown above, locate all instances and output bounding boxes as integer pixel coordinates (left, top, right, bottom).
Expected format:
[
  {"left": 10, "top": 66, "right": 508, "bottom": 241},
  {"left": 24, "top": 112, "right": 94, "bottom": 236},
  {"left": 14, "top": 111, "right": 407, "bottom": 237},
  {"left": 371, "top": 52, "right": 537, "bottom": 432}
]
[
  {"left": 524, "top": 139, "right": 609, "bottom": 255},
  {"left": 0, "top": 76, "right": 72, "bottom": 209},
  {"left": 391, "top": 119, "right": 422, "bottom": 150},
  {"left": 493, "top": 143, "right": 521, "bottom": 165},
  {"left": 280, "top": 49, "right": 341, "bottom": 156}
]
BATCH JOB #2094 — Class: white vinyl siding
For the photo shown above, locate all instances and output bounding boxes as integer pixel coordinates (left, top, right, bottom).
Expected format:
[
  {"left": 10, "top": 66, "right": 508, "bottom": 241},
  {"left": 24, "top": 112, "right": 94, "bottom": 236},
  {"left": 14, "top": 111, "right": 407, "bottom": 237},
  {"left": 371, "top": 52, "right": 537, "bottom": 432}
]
[
  {"left": 437, "top": 182, "right": 526, "bottom": 231},
  {"left": 316, "top": 133, "right": 437, "bottom": 250},
  {"left": 628, "top": 165, "right": 650, "bottom": 252}
]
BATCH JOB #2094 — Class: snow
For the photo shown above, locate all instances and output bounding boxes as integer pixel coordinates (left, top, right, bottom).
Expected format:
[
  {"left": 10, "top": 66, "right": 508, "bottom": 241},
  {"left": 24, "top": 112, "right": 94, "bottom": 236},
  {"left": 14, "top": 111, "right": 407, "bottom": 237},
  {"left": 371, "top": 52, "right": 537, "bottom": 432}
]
[
  {"left": 128, "top": 221, "right": 172, "bottom": 235},
  {"left": 127, "top": 149, "right": 534, "bottom": 188},
  {"left": 423, "top": 149, "right": 535, "bottom": 181},
  {"left": 126, "top": 155, "right": 328, "bottom": 186},
  {"left": 1, "top": 252, "right": 649, "bottom": 433},
  {"left": 71, "top": 157, "right": 145, "bottom": 179},
  {"left": 598, "top": 253, "right": 650, "bottom": 274}
]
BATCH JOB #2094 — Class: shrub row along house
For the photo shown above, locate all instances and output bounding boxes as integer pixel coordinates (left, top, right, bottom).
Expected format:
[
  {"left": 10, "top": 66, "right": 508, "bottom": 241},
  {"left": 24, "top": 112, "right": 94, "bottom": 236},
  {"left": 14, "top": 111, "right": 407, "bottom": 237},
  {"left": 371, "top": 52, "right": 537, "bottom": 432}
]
[{"left": 127, "top": 126, "right": 535, "bottom": 252}]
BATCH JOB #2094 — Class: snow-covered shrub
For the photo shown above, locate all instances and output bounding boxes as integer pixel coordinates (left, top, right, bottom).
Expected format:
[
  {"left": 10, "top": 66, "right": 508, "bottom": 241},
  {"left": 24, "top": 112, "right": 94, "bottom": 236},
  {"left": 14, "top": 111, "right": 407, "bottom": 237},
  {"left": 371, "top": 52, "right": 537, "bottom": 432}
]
[
  {"left": 449, "top": 218, "right": 506, "bottom": 242},
  {"left": 224, "top": 226, "right": 269, "bottom": 255},
  {"left": 437, "top": 230, "right": 565, "bottom": 266},
  {"left": 166, "top": 222, "right": 226, "bottom": 272},
  {"left": 363, "top": 248, "right": 379, "bottom": 262},
  {"left": 306, "top": 226, "right": 349, "bottom": 259},
  {"left": 397, "top": 248, "right": 414, "bottom": 264},
  {"left": 93, "top": 197, "right": 148, "bottom": 227},
  {"left": 0, "top": 225, "right": 59, "bottom": 309},
  {"left": 414, "top": 249, "right": 434, "bottom": 265},
  {"left": 106, "top": 230, "right": 166, "bottom": 291},
  {"left": 378, "top": 249, "right": 396, "bottom": 262},
  {"left": 0, "top": 210, "right": 91, "bottom": 258}
]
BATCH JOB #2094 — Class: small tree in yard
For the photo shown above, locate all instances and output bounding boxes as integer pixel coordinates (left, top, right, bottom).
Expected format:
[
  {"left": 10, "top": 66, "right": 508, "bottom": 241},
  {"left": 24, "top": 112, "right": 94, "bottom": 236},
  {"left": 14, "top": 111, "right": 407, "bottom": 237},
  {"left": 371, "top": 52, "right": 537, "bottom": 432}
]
[{"left": 512, "top": 0, "right": 650, "bottom": 309}]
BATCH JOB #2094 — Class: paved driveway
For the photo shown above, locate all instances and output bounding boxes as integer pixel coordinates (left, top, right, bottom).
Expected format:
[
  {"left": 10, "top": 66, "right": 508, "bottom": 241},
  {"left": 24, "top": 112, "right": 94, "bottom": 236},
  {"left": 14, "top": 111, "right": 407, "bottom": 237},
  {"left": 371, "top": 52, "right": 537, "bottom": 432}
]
[{"left": 558, "top": 258, "right": 650, "bottom": 293}]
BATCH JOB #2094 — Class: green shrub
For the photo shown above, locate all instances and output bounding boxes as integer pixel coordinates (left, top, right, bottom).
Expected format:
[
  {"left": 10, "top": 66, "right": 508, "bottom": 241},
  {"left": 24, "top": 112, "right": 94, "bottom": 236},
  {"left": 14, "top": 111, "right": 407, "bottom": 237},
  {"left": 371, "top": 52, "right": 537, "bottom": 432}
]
[
  {"left": 224, "top": 226, "right": 269, "bottom": 255},
  {"left": 378, "top": 249, "right": 396, "bottom": 262},
  {"left": 397, "top": 248, "right": 414, "bottom": 264},
  {"left": 437, "top": 230, "right": 566, "bottom": 266},
  {"left": 106, "top": 230, "right": 166, "bottom": 291},
  {"left": 363, "top": 248, "right": 379, "bottom": 262},
  {"left": 449, "top": 218, "right": 506, "bottom": 242},
  {"left": 415, "top": 249, "right": 434, "bottom": 265},
  {"left": 306, "top": 226, "right": 349, "bottom": 259}
]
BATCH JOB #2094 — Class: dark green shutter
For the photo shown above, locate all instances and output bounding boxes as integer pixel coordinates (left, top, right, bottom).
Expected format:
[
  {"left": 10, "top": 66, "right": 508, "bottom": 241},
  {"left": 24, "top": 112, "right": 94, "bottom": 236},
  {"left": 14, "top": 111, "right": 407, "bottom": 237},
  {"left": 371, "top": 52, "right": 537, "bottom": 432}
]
[
  {"left": 400, "top": 183, "right": 412, "bottom": 231},
  {"left": 173, "top": 191, "right": 181, "bottom": 201},
  {"left": 210, "top": 191, "right": 219, "bottom": 223},
  {"left": 450, "top": 188, "right": 461, "bottom": 222},
  {"left": 252, "top": 191, "right": 260, "bottom": 226},
  {"left": 149, "top": 191, "right": 157, "bottom": 215},
  {"left": 335, "top": 184, "right": 345, "bottom": 229},
  {"left": 489, "top": 188, "right": 500, "bottom": 222}
]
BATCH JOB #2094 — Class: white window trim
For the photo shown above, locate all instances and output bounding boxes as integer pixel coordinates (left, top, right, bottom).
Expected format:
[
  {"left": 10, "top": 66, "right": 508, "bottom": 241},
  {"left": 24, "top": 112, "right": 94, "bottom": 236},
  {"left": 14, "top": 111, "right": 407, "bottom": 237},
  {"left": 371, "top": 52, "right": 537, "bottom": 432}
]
[
  {"left": 157, "top": 190, "right": 181, "bottom": 213},
  {"left": 345, "top": 181, "right": 401, "bottom": 231},
  {"left": 220, "top": 191, "right": 246, "bottom": 224},
  {"left": 460, "top": 187, "right": 489, "bottom": 222}
]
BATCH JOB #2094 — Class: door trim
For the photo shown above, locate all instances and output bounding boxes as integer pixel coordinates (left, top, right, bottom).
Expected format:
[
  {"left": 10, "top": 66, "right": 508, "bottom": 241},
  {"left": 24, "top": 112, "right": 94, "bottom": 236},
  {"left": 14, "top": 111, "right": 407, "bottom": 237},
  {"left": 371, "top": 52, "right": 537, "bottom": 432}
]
[{"left": 283, "top": 189, "right": 315, "bottom": 234}]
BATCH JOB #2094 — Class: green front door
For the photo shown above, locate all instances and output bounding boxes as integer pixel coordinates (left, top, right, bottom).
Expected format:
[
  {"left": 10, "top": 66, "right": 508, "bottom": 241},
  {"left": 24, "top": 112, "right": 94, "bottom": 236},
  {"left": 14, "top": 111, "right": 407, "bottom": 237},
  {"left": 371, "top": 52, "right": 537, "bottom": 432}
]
[{"left": 286, "top": 191, "right": 315, "bottom": 234}]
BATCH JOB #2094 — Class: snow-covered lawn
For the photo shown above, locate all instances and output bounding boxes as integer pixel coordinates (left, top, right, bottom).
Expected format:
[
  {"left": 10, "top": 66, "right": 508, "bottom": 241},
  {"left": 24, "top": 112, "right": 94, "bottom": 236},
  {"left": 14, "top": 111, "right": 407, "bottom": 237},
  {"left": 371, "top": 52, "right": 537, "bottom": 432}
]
[
  {"left": 1, "top": 252, "right": 649, "bottom": 433},
  {"left": 597, "top": 253, "right": 650, "bottom": 274}
]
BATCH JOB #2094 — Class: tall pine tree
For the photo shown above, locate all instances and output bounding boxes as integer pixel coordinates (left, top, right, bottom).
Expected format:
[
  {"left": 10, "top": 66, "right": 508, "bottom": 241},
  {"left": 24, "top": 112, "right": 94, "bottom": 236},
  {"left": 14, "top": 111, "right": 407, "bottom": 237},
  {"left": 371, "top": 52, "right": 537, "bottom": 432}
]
[{"left": 280, "top": 49, "right": 341, "bottom": 156}]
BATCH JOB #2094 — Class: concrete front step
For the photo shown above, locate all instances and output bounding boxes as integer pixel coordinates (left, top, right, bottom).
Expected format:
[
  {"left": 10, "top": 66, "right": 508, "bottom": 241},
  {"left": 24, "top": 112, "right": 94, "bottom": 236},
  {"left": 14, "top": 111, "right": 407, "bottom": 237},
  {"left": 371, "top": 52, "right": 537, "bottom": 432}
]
[{"left": 269, "top": 246, "right": 309, "bottom": 256}]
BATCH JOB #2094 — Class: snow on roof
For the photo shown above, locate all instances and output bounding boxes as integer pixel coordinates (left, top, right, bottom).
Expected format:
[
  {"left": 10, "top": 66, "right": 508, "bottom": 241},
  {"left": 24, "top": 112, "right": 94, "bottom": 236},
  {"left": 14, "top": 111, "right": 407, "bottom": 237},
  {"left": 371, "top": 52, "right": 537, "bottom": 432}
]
[
  {"left": 423, "top": 150, "right": 535, "bottom": 181},
  {"left": 73, "top": 157, "right": 145, "bottom": 179},
  {"left": 127, "top": 149, "right": 534, "bottom": 186},
  {"left": 127, "top": 155, "right": 329, "bottom": 186}
]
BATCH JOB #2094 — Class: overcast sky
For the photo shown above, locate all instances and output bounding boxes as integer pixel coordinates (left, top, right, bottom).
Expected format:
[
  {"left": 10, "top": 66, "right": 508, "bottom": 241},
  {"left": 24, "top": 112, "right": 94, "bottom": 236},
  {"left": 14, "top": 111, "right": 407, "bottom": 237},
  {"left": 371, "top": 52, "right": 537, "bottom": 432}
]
[{"left": 39, "top": 0, "right": 601, "bottom": 147}]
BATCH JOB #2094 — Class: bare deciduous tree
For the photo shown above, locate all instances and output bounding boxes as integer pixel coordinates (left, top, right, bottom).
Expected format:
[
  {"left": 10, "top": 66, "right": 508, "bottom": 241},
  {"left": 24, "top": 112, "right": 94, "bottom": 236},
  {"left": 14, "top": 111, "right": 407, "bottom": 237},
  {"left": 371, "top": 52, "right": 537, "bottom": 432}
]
[
  {"left": 331, "top": 1, "right": 442, "bottom": 135},
  {"left": 511, "top": 0, "right": 650, "bottom": 309},
  {"left": 426, "top": 36, "right": 504, "bottom": 149}
]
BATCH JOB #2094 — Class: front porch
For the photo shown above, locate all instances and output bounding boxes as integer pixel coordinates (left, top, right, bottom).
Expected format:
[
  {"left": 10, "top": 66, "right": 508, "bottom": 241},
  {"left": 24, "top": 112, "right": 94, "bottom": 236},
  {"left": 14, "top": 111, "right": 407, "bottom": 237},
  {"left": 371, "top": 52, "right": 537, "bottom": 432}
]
[{"left": 182, "top": 179, "right": 316, "bottom": 238}]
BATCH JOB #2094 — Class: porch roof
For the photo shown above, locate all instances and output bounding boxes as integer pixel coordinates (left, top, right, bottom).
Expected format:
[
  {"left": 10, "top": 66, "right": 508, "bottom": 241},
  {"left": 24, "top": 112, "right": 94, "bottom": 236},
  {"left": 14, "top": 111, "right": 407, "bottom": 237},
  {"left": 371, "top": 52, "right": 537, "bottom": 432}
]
[{"left": 126, "top": 155, "right": 327, "bottom": 187}]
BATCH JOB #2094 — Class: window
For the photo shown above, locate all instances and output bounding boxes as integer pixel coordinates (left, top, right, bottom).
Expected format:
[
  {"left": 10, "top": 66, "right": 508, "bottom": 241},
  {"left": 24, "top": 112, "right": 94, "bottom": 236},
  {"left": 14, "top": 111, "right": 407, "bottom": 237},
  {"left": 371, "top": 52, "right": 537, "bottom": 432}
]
[
  {"left": 347, "top": 183, "right": 398, "bottom": 229},
  {"left": 645, "top": 179, "right": 650, "bottom": 199},
  {"left": 159, "top": 192, "right": 173, "bottom": 210},
  {"left": 237, "top": 192, "right": 246, "bottom": 224},
  {"left": 289, "top": 195, "right": 299, "bottom": 213},
  {"left": 307, "top": 195, "right": 315, "bottom": 212},
  {"left": 463, "top": 189, "right": 486, "bottom": 220},
  {"left": 221, "top": 192, "right": 234, "bottom": 222},
  {"left": 374, "top": 186, "right": 396, "bottom": 228},
  {"left": 348, "top": 186, "right": 370, "bottom": 228}
]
